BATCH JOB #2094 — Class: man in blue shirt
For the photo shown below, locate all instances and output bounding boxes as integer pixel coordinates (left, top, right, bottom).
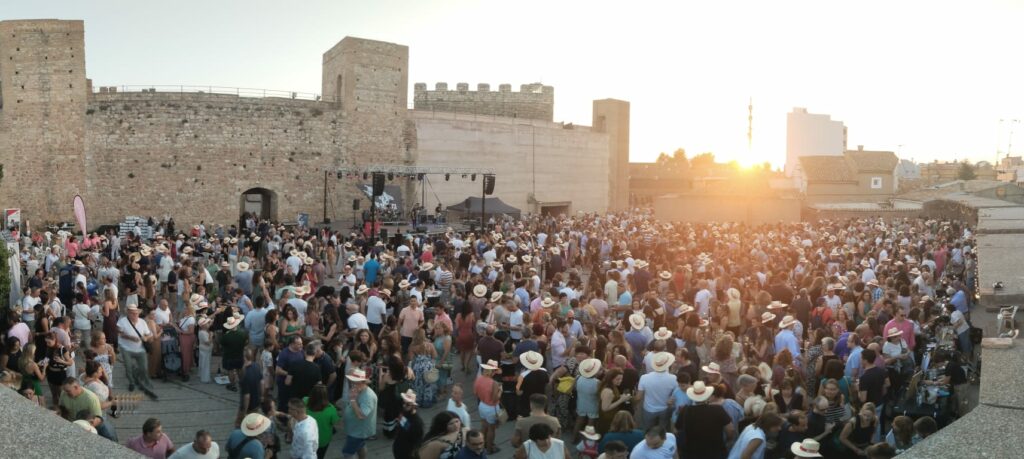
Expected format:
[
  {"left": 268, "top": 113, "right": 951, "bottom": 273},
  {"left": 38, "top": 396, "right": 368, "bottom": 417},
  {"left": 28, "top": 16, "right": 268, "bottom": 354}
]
[
  {"left": 774, "top": 316, "right": 801, "bottom": 362},
  {"left": 845, "top": 334, "right": 864, "bottom": 378},
  {"left": 363, "top": 254, "right": 380, "bottom": 286},
  {"left": 225, "top": 413, "right": 271, "bottom": 459},
  {"left": 949, "top": 286, "right": 968, "bottom": 314}
]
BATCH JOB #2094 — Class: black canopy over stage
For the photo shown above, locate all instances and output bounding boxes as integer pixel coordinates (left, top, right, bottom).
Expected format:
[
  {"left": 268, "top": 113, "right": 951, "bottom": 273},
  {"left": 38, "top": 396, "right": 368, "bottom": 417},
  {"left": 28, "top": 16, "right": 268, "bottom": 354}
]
[{"left": 447, "top": 197, "right": 521, "bottom": 218}]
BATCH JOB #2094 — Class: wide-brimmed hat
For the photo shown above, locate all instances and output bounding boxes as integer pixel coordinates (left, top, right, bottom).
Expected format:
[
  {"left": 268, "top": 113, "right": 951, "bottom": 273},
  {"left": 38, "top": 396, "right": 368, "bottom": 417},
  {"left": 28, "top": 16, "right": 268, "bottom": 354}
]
[
  {"left": 541, "top": 297, "right": 556, "bottom": 308},
  {"left": 628, "top": 313, "right": 646, "bottom": 330},
  {"left": 489, "top": 291, "right": 504, "bottom": 303},
  {"left": 919, "top": 295, "right": 932, "bottom": 303},
  {"left": 886, "top": 327, "right": 904, "bottom": 339},
  {"left": 635, "top": 260, "right": 649, "bottom": 269},
  {"left": 480, "top": 359, "right": 499, "bottom": 370},
  {"left": 303, "top": 257, "right": 314, "bottom": 266},
  {"left": 420, "top": 262, "right": 434, "bottom": 271},
  {"left": 702, "top": 362, "right": 721, "bottom": 375},
  {"left": 687, "top": 381, "right": 714, "bottom": 402},
  {"left": 651, "top": 352, "right": 675, "bottom": 372},
  {"left": 293, "top": 284, "right": 311, "bottom": 296},
  {"left": 346, "top": 368, "right": 369, "bottom": 382},
  {"left": 791, "top": 439, "right": 824, "bottom": 457},
  {"left": 290, "top": 249, "right": 300, "bottom": 257},
  {"left": 189, "top": 293, "right": 204, "bottom": 306},
  {"left": 379, "top": 288, "right": 392, "bottom": 298},
  {"left": 473, "top": 284, "right": 488, "bottom": 298},
  {"left": 658, "top": 271, "right": 673, "bottom": 280},
  {"left": 197, "top": 317, "right": 213, "bottom": 328},
  {"left": 241, "top": 413, "right": 272, "bottom": 437},
  {"left": 579, "top": 358, "right": 602, "bottom": 378},
  {"left": 676, "top": 303, "right": 694, "bottom": 316},
  {"left": 398, "top": 279, "right": 411, "bottom": 289},
  {"left": 767, "top": 301, "right": 788, "bottom": 310},
  {"left": 73, "top": 419, "right": 98, "bottom": 434},
  {"left": 400, "top": 388, "right": 418, "bottom": 405},
  {"left": 520, "top": 351, "right": 544, "bottom": 370},
  {"left": 761, "top": 311, "right": 777, "bottom": 324},
  {"left": 866, "top": 279, "right": 879, "bottom": 287},
  {"left": 236, "top": 261, "right": 250, "bottom": 272},
  {"left": 489, "top": 261, "right": 503, "bottom": 269},
  {"left": 778, "top": 315, "right": 797, "bottom": 329},
  {"left": 758, "top": 362, "right": 774, "bottom": 382},
  {"left": 356, "top": 285, "right": 369, "bottom": 296},
  {"left": 653, "top": 327, "right": 672, "bottom": 341},
  {"left": 126, "top": 303, "right": 140, "bottom": 312},
  {"left": 550, "top": 247, "right": 561, "bottom": 255},
  {"left": 580, "top": 425, "right": 601, "bottom": 441},
  {"left": 224, "top": 316, "right": 242, "bottom": 330},
  {"left": 522, "top": 255, "right": 533, "bottom": 263},
  {"left": 506, "top": 255, "right": 517, "bottom": 263}
]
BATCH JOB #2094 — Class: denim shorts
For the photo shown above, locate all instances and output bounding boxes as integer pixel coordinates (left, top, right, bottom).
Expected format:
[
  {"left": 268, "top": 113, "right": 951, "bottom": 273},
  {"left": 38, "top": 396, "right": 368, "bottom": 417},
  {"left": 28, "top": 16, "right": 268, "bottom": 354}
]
[
  {"left": 343, "top": 435, "right": 368, "bottom": 455},
  {"left": 478, "top": 401, "right": 499, "bottom": 425}
]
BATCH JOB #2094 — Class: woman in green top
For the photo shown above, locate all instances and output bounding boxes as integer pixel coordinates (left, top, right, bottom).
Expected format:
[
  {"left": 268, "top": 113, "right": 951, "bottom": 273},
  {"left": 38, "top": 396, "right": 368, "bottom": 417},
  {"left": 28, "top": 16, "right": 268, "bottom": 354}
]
[
  {"left": 19, "top": 343, "right": 45, "bottom": 407},
  {"left": 305, "top": 383, "right": 340, "bottom": 459},
  {"left": 280, "top": 306, "right": 302, "bottom": 342}
]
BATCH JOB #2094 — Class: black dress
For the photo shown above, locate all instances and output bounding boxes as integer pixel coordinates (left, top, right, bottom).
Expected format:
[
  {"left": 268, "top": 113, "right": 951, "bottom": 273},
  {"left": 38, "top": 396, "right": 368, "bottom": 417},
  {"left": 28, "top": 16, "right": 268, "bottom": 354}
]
[
  {"left": 517, "top": 368, "right": 550, "bottom": 418},
  {"left": 392, "top": 412, "right": 424, "bottom": 459}
]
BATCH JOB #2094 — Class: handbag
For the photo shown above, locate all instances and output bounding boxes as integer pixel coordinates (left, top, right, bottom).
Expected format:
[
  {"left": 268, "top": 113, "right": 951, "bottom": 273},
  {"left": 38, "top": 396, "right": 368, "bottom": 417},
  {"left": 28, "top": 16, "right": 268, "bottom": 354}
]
[
  {"left": 557, "top": 376, "right": 576, "bottom": 394},
  {"left": 131, "top": 319, "right": 152, "bottom": 353},
  {"left": 425, "top": 368, "right": 440, "bottom": 383}
]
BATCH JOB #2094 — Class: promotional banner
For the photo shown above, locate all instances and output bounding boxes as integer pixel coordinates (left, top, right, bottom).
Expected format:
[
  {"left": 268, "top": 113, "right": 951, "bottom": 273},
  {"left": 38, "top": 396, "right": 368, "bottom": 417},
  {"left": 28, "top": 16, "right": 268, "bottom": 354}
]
[
  {"left": 73, "top": 195, "right": 88, "bottom": 236},
  {"left": 3, "top": 209, "right": 20, "bottom": 231}
]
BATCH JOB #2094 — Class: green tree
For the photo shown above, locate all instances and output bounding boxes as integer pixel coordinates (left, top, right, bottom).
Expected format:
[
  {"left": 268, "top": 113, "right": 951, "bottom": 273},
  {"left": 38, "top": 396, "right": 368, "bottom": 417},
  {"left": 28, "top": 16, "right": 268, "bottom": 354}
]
[
  {"left": 957, "top": 160, "right": 977, "bottom": 180},
  {"left": 689, "top": 152, "right": 716, "bottom": 169},
  {"left": 672, "top": 148, "right": 687, "bottom": 163}
]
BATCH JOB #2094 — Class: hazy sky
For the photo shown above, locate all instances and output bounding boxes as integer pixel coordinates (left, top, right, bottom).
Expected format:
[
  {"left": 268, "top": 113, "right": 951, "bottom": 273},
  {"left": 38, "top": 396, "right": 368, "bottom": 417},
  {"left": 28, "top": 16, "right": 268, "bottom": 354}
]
[{"left": 7, "top": 0, "right": 1024, "bottom": 167}]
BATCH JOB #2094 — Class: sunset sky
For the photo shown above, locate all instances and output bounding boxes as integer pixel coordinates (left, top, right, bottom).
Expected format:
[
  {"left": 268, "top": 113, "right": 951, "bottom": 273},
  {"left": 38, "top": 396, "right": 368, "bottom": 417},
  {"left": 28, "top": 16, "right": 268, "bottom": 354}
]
[{"left": 7, "top": 0, "right": 1024, "bottom": 168}]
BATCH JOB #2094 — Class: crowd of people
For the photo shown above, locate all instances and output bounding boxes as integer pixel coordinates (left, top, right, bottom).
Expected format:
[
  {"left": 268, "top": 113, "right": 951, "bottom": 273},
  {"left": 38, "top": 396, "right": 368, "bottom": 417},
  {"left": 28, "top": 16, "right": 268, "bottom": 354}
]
[{"left": 0, "top": 211, "right": 981, "bottom": 459}]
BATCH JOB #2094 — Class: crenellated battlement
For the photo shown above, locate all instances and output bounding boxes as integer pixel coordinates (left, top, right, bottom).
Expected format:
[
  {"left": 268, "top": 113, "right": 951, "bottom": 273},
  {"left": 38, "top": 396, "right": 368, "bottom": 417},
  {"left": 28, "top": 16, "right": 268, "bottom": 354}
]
[{"left": 413, "top": 81, "right": 554, "bottom": 121}]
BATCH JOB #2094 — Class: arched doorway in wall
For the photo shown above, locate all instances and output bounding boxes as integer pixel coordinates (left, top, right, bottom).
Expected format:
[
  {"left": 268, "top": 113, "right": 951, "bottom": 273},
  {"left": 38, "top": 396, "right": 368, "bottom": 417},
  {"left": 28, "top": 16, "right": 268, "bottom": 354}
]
[{"left": 239, "top": 188, "right": 278, "bottom": 222}]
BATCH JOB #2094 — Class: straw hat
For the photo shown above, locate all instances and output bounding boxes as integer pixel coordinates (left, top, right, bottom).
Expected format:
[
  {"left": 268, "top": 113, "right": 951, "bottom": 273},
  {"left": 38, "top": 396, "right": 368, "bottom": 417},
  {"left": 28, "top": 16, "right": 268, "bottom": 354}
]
[
  {"left": 676, "top": 303, "right": 694, "bottom": 316},
  {"left": 356, "top": 285, "right": 369, "bottom": 296},
  {"left": 886, "top": 327, "right": 904, "bottom": 339},
  {"left": 379, "top": 288, "right": 392, "bottom": 298},
  {"left": 757, "top": 362, "right": 774, "bottom": 382},
  {"left": 489, "top": 261, "right": 503, "bottom": 269},
  {"left": 653, "top": 327, "right": 672, "bottom": 341},
  {"left": 420, "top": 262, "right": 434, "bottom": 271},
  {"left": 628, "top": 313, "right": 646, "bottom": 330},
  {"left": 346, "top": 368, "right": 369, "bottom": 382},
  {"left": 522, "top": 255, "right": 533, "bottom": 263},
  {"left": 189, "top": 293, "right": 204, "bottom": 306},
  {"left": 399, "top": 280, "right": 411, "bottom": 289},
  {"left": 541, "top": 297, "right": 556, "bottom": 308},
  {"left": 687, "top": 381, "right": 715, "bottom": 402},
  {"left": 519, "top": 351, "right": 544, "bottom": 371},
  {"left": 580, "top": 426, "right": 601, "bottom": 441},
  {"left": 866, "top": 279, "right": 879, "bottom": 287},
  {"left": 761, "top": 311, "right": 777, "bottom": 324},
  {"left": 197, "top": 317, "right": 213, "bottom": 328},
  {"left": 659, "top": 271, "right": 673, "bottom": 280},
  {"left": 293, "top": 284, "right": 311, "bottom": 296},
  {"left": 506, "top": 255, "right": 517, "bottom": 263},
  {"left": 767, "top": 301, "right": 788, "bottom": 310},
  {"left": 236, "top": 261, "right": 250, "bottom": 272},
  {"left": 579, "top": 358, "right": 602, "bottom": 378},
  {"left": 791, "top": 439, "right": 824, "bottom": 458},
  {"left": 702, "top": 362, "right": 721, "bottom": 375},
  {"left": 778, "top": 315, "right": 797, "bottom": 329},
  {"left": 73, "top": 419, "right": 97, "bottom": 434},
  {"left": 550, "top": 247, "right": 561, "bottom": 255},
  {"left": 635, "top": 260, "right": 649, "bottom": 269},
  {"left": 480, "top": 359, "right": 499, "bottom": 371},
  {"left": 650, "top": 352, "right": 675, "bottom": 372},
  {"left": 397, "top": 387, "right": 417, "bottom": 405},
  {"left": 473, "top": 284, "right": 488, "bottom": 298},
  {"left": 223, "top": 315, "right": 242, "bottom": 330},
  {"left": 241, "top": 413, "right": 272, "bottom": 437},
  {"left": 304, "top": 257, "right": 314, "bottom": 266}
]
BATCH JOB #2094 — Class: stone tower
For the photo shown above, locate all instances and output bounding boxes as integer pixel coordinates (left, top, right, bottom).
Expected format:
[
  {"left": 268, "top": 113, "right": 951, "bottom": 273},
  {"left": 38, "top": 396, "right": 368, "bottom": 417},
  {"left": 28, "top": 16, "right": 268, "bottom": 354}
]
[
  {"left": 0, "top": 20, "right": 88, "bottom": 223},
  {"left": 594, "top": 99, "right": 630, "bottom": 211}
]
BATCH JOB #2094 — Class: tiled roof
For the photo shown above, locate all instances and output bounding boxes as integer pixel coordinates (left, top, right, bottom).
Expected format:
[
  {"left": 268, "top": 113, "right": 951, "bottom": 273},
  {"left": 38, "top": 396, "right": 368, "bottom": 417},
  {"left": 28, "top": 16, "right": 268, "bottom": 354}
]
[
  {"left": 845, "top": 150, "right": 899, "bottom": 172},
  {"left": 799, "top": 155, "right": 854, "bottom": 182}
]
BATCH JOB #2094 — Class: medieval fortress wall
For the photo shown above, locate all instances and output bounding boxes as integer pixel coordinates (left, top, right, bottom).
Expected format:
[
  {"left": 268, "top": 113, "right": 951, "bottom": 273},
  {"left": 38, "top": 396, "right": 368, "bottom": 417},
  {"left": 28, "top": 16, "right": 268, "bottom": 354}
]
[{"left": 0, "top": 19, "right": 627, "bottom": 227}]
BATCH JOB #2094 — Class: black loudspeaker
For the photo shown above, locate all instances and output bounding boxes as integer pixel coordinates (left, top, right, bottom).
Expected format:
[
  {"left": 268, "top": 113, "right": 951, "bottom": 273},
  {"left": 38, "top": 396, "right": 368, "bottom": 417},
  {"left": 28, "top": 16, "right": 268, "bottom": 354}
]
[
  {"left": 484, "top": 175, "right": 495, "bottom": 195},
  {"left": 372, "top": 173, "right": 385, "bottom": 196},
  {"left": 379, "top": 229, "right": 388, "bottom": 242},
  {"left": 352, "top": 199, "right": 360, "bottom": 211}
]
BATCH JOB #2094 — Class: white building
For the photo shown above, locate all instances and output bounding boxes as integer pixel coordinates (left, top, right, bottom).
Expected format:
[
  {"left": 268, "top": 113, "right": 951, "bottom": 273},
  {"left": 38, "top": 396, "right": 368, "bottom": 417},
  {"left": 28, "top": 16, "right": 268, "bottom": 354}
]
[{"left": 785, "top": 108, "right": 847, "bottom": 177}]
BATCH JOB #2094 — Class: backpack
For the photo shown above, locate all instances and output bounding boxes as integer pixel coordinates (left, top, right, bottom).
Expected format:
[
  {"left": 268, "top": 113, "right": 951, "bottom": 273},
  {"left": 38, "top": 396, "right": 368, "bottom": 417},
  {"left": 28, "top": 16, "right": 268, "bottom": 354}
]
[
  {"left": 810, "top": 307, "right": 825, "bottom": 330},
  {"left": 228, "top": 435, "right": 258, "bottom": 459}
]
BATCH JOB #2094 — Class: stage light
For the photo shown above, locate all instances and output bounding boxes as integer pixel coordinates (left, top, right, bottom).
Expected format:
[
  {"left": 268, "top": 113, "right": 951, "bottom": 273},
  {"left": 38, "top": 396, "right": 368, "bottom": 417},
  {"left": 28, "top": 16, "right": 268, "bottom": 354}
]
[
  {"left": 472, "top": 174, "right": 477, "bottom": 181},
  {"left": 445, "top": 174, "right": 450, "bottom": 181},
  {"left": 387, "top": 172, "right": 394, "bottom": 181}
]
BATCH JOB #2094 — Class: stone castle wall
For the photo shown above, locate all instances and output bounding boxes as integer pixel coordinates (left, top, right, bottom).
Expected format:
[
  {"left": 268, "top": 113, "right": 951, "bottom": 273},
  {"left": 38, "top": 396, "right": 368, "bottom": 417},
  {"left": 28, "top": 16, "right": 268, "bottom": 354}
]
[{"left": 413, "top": 82, "right": 554, "bottom": 121}]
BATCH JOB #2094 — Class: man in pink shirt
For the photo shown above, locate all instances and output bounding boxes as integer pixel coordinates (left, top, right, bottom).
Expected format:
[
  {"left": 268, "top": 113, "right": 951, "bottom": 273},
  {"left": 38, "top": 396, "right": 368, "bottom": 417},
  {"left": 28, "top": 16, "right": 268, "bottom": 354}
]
[
  {"left": 398, "top": 297, "right": 424, "bottom": 355},
  {"left": 125, "top": 418, "right": 175, "bottom": 459},
  {"left": 883, "top": 307, "right": 915, "bottom": 351}
]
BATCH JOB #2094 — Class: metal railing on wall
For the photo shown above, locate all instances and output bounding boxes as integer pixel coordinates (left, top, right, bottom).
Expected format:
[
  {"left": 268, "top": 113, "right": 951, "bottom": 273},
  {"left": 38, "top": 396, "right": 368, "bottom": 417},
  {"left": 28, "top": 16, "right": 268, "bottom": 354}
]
[{"left": 93, "top": 85, "right": 335, "bottom": 103}]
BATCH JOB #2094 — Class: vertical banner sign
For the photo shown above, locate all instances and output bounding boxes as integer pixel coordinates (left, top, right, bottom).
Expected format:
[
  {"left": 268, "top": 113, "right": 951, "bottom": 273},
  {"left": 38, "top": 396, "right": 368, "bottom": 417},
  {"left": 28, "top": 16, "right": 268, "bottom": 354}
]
[
  {"left": 3, "top": 209, "right": 20, "bottom": 230},
  {"left": 73, "top": 195, "right": 88, "bottom": 236}
]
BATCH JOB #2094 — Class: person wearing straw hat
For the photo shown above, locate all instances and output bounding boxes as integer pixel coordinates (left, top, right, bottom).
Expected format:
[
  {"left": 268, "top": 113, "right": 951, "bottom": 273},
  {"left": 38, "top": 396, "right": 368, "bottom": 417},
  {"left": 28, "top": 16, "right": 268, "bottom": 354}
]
[
  {"left": 224, "top": 413, "right": 272, "bottom": 459},
  {"left": 576, "top": 425, "right": 601, "bottom": 459},
  {"left": 393, "top": 389, "right": 425, "bottom": 459},
  {"left": 574, "top": 358, "right": 602, "bottom": 439},
  {"left": 474, "top": 359, "right": 503, "bottom": 453},
  {"left": 116, "top": 303, "right": 158, "bottom": 400},
  {"left": 341, "top": 368, "right": 378, "bottom": 459},
  {"left": 789, "top": 439, "right": 824, "bottom": 458},
  {"left": 774, "top": 315, "right": 802, "bottom": 361},
  {"left": 625, "top": 314, "right": 650, "bottom": 369},
  {"left": 637, "top": 352, "right": 676, "bottom": 430},
  {"left": 677, "top": 381, "right": 735, "bottom": 459}
]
